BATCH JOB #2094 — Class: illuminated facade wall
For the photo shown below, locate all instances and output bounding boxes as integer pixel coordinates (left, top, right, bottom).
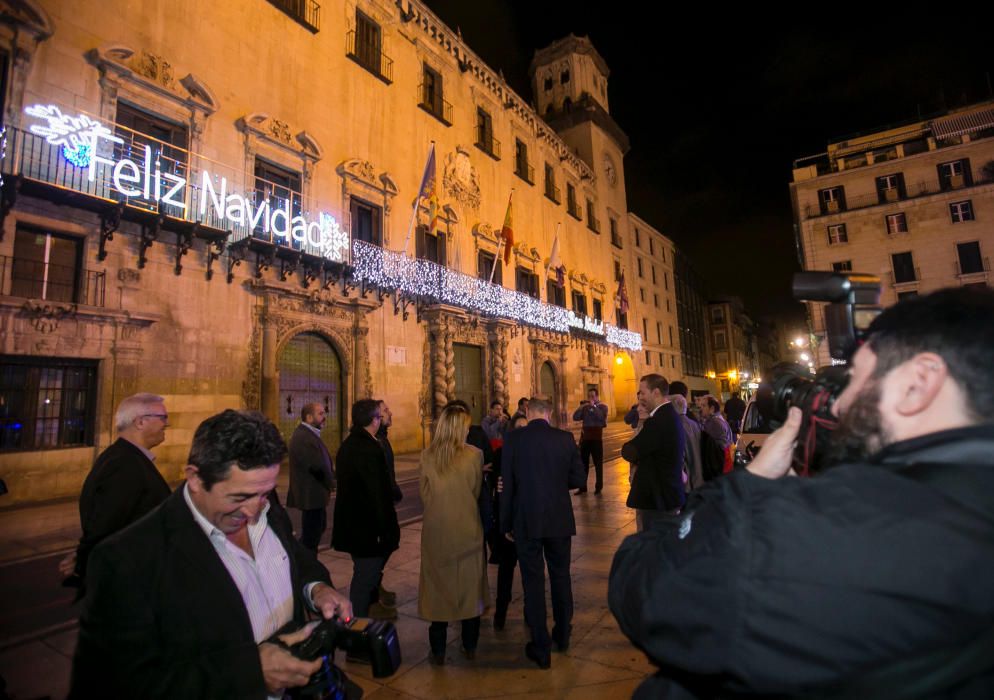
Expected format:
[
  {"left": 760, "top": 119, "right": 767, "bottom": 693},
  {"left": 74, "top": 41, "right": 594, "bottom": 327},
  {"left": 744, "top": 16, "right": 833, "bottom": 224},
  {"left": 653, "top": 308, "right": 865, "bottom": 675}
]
[
  {"left": 0, "top": 0, "right": 674, "bottom": 503},
  {"left": 791, "top": 101, "right": 994, "bottom": 366}
]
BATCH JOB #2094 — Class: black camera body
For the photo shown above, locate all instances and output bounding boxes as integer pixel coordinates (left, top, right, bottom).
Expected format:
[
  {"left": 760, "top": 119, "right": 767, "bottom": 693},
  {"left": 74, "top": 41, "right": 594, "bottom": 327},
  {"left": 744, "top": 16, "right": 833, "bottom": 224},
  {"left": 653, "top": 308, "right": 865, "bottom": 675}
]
[
  {"left": 289, "top": 617, "right": 402, "bottom": 699},
  {"left": 758, "top": 272, "right": 881, "bottom": 475}
]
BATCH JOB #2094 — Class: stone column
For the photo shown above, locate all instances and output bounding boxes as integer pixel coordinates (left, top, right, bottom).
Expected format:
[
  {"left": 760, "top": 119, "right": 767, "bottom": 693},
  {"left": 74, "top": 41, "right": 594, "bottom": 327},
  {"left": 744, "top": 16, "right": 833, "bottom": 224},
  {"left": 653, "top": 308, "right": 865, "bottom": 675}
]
[
  {"left": 260, "top": 320, "right": 278, "bottom": 419},
  {"left": 428, "top": 316, "right": 449, "bottom": 418},
  {"left": 353, "top": 324, "right": 372, "bottom": 400}
]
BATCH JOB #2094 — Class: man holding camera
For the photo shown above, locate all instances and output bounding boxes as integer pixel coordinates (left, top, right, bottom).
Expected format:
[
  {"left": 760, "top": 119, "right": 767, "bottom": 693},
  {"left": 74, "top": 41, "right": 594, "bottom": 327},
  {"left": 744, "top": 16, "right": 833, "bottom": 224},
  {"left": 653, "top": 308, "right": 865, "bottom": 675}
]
[
  {"left": 610, "top": 287, "right": 994, "bottom": 697},
  {"left": 572, "top": 387, "right": 609, "bottom": 494},
  {"left": 70, "top": 410, "right": 353, "bottom": 700}
]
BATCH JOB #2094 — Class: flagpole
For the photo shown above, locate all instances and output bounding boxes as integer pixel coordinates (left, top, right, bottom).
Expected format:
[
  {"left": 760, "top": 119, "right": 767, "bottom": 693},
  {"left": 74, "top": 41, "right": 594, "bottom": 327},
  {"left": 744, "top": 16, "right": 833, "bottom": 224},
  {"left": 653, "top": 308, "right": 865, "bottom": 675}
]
[
  {"left": 491, "top": 188, "right": 514, "bottom": 283},
  {"left": 402, "top": 141, "right": 434, "bottom": 255},
  {"left": 489, "top": 237, "right": 503, "bottom": 284},
  {"left": 546, "top": 221, "right": 561, "bottom": 275},
  {"left": 402, "top": 195, "right": 422, "bottom": 256}
]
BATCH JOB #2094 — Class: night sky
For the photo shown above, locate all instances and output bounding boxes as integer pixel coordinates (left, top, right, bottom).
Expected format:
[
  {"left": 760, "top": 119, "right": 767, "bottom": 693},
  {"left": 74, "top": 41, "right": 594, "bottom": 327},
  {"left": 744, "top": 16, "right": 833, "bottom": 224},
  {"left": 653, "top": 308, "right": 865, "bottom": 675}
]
[{"left": 422, "top": 1, "right": 994, "bottom": 324}]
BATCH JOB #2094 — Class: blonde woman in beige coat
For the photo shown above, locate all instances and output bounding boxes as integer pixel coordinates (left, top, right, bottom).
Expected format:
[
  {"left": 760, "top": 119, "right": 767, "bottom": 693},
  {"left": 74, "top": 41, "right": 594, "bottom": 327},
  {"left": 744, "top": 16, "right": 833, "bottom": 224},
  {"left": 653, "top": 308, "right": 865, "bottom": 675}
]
[{"left": 418, "top": 404, "right": 490, "bottom": 665}]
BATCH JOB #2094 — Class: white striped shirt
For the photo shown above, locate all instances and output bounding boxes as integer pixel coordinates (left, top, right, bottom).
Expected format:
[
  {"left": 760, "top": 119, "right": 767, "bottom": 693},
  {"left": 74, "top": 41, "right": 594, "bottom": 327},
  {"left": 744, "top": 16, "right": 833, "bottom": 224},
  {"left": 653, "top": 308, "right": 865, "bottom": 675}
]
[{"left": 182, "top": 484, "right": 295, "bottom": 643}]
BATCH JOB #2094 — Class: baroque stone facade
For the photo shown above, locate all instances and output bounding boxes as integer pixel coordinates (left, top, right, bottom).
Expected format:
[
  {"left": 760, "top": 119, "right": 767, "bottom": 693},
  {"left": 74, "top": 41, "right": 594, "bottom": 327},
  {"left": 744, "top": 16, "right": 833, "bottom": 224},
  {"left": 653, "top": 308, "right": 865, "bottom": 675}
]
[{"left": 0, "top": 0, "right": 688, "bottom": 504}]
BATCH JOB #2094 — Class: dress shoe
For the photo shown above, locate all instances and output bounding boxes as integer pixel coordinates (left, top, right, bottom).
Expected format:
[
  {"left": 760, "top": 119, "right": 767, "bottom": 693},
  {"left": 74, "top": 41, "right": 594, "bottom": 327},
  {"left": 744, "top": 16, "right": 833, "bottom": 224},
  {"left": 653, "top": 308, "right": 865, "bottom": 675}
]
[
  {"left": 368, "top": 601, "right": 398, "bottom": 619},
  {"left": 552, "top": 624, "right": 572, "bottom": 652},
  {"left": 594, "top": 487, "right": 602, "bottom": 495},
  {"left": 428, "top": 652, "right": 445, "bottom": 666},
  {"left": 461, "top": 647, "right": 476, "bottom": 660},
  {"left": 493, "top": 606, "right": 507, "bottom": 631},
  {"left": 378, "top": 584, "right": 397, "bottom": 607},
  {"left": 525, "top": 642, "right": 551, "bottom": 669}
]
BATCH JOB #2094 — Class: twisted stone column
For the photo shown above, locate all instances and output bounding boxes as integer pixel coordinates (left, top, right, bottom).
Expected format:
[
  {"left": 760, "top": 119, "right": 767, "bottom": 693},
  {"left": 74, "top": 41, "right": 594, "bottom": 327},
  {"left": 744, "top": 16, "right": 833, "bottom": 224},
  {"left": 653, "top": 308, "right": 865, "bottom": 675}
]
[
  {"left": 490, "top": 329, "right": 509, "bottom": 411},
  {"left": 444, "top": 326, "right": 456, "bottom": 399},
  {"left": 430, "top": 320, "right": 449, "bottom": 417}
]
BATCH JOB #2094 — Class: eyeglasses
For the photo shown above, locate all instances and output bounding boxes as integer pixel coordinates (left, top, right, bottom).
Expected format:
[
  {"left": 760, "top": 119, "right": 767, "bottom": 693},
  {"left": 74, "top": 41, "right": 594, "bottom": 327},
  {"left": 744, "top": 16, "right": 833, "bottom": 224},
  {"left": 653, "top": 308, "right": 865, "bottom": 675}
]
[{"left": 140, "top": 413, "right": 169, "bottom": 424}]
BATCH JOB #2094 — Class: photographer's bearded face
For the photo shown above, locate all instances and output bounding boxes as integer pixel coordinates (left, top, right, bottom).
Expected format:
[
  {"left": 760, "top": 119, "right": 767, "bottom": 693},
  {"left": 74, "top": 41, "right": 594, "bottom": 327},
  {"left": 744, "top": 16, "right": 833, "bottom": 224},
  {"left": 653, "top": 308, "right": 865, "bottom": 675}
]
[{"left": 830, "top": 346, "right": 896, "bottom": 461}]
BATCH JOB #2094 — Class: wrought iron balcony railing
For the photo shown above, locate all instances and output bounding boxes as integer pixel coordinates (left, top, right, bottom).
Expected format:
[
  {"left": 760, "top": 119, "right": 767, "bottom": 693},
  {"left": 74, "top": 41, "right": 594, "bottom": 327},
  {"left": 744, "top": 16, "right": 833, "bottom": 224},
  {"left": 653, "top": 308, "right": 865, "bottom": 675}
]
[
  {"left": 346, "top": 30, "right": 393, "bottom": 84},
  {"left": 268, "top": 0, "right": 320, "bottom": 32},
  {"left": 0, "top": 255, "right": 106, "bottom": 307},
  {"left": 956, "top": 257, "right": 990, "bottom": 276},
  {"left": 514, "top": 160, "right": 534, "bottom": 185},
  {"left": 417, "top": 84, "right": 452, "bottom": 126},
  {"left": 804, "top": 172, "right": 994, "bottom": 218},
  {"left": 544, "top": 182, "right": 561, "bottom": 204},
  {"left": 475, "top": 132, "right": 501, "bottom": 160}
]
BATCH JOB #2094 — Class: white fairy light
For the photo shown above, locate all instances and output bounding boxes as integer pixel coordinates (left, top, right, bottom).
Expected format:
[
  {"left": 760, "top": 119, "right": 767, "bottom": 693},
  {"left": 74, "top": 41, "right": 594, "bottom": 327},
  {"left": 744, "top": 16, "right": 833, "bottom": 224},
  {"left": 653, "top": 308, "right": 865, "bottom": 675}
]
[{"left": 351, "top": 241, "right": 642, "bottom": 350}]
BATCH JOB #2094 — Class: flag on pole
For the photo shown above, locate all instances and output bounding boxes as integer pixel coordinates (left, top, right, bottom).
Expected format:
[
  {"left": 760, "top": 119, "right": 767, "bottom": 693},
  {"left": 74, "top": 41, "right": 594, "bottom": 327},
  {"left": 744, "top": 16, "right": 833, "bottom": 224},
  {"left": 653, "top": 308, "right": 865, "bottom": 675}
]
[
  {"left": 500, "top": 191, "right": 514, "bottom": 264},
  {"left": 417, "top": 143, "right": 440, "bottom": 235},
  {"left": 547, "top": 224, "right": 565, "bottom": 287},
  {"left": 617, "top": 271, "right": 629, "bottom": 314}
]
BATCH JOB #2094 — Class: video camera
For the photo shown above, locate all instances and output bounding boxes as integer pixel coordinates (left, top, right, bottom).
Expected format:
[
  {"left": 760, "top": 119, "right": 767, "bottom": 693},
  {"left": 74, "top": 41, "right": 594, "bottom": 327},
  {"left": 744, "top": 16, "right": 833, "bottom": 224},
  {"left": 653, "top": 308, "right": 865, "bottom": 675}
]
[
  {"left": 753, "top": 271, "right": 881, "bottom": 475},
  {"left": 288, "top": 616, "right": 402, "bottom": 700}
]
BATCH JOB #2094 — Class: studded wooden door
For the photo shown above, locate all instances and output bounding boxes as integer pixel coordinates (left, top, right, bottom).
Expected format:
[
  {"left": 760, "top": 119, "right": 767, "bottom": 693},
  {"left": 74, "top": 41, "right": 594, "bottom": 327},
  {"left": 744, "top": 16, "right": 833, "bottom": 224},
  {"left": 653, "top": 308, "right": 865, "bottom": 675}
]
[{"left": 278, "top": 332, "right": 343, "bottom": 456}]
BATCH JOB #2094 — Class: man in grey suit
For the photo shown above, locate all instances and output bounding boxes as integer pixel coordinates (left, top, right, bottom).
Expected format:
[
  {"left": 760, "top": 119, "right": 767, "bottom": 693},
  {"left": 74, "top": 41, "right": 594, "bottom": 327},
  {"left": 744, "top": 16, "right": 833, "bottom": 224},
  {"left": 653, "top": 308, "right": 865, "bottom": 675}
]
[
  {"left": 501, "top": 397, "right": 586, "bottom": 669},
  {"left": 287, "top": 402, "right": 335, "bottom": 552}
]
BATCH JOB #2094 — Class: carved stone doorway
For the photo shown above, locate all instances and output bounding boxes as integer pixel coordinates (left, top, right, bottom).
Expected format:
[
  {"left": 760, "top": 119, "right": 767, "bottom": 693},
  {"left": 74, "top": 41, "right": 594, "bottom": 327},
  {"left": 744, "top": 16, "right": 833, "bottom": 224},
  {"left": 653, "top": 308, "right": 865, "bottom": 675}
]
[
  {"left": 277, "top": 332, "right": 344, "bottom": 456},
  {"left": 453, "top": 342, "right": 485, "bottom": 424},
  {"left": 540, "top": 361, "right": 558, "bottom": 426}
]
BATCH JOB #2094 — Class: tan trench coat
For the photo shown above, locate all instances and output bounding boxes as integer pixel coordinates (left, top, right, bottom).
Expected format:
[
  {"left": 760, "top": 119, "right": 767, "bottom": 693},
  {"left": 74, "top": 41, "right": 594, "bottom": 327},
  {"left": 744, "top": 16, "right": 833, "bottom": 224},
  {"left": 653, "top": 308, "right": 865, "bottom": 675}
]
[{"left": 417, "top": 445, "right": 490, "bottom": 621}]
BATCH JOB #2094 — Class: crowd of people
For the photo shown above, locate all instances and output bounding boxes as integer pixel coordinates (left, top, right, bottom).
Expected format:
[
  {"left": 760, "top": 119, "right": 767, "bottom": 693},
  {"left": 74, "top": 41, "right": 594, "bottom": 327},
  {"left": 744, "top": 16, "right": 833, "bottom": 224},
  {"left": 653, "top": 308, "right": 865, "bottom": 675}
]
[{"left": 58, "top": 286, "right": 994, "bottom": 698}]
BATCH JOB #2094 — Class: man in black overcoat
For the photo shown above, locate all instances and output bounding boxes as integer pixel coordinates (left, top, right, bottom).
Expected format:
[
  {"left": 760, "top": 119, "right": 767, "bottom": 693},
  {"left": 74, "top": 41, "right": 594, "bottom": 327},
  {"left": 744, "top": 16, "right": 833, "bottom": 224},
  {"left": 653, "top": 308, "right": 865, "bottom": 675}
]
[
  {"left": 61, "top": 393, "right": 172, "bottom": 585},
  {"left": 287, "top": 402, "right": 335, "bottom": 551},
  {"left": 500, "top": 396, "right": 585, "bottom": 669},
  {"left": 332, "top": 399, "right": 400, "bottom": 618},
  {"left": 622, "top": 374, "right": 686, "bottom": 531}
]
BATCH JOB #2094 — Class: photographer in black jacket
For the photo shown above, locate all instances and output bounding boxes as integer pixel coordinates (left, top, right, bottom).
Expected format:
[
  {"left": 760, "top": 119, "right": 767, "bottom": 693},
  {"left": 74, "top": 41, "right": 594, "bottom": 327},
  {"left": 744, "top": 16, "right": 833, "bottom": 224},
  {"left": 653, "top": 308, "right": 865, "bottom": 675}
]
[{"left": 609, "top": 287, "right": 994, "bottom": 699}]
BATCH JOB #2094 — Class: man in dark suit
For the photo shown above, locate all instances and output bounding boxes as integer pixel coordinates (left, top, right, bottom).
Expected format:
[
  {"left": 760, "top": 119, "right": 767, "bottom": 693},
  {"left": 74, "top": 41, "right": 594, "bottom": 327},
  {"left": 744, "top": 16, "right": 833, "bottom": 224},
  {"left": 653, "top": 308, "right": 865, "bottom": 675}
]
[
  {"left": 60, "top": 393, "right": 172, "bottom": 586},
  {"left": 332, "top": 399, "right": 400, "bottom": 619},
  {"left": 70, "top": 409, "right": 352, "bottom": 699},
  {"left": 500, "top": 396, "right": 585, "bottom": 669},
  {"left": 287, "top": 402, "right": 335, "bottom": 552},
  {"left": 622, "top": 374, "right": 686, "bottom": 532}
]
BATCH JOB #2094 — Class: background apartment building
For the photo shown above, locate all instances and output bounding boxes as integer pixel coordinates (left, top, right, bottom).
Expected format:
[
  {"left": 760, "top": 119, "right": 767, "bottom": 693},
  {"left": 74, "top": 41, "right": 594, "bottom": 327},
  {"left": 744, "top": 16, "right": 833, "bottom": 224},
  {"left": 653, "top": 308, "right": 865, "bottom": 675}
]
[{"left": 791, "top": 100, "right": 994, "bottom": 365}]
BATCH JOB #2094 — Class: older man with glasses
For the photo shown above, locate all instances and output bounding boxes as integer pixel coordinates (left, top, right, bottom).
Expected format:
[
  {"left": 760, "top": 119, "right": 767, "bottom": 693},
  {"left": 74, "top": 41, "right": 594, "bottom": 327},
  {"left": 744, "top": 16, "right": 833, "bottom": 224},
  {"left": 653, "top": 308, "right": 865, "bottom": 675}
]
[{"left": 60, "top": 393, "right": 172, "bottom": 592}]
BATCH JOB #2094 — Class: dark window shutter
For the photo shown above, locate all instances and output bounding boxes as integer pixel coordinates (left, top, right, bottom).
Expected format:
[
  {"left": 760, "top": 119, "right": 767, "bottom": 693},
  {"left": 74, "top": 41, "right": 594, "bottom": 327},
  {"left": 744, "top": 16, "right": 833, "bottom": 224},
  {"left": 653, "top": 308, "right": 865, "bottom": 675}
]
[
  {"left": 437, "top": 231, "right": 446, "bottom": 266},
  {"left": 962, "top": 158, "right": 973, "bottom": 186}
]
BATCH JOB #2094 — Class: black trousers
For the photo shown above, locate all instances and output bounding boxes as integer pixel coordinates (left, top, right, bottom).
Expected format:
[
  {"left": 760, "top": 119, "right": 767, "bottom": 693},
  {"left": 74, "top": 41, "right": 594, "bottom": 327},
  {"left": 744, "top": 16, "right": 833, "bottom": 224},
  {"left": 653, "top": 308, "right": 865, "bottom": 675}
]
[
  {"left": 299, "top": 508, "right": 327, "bottom": 552},
  {"left": 494, "top": 536, "right": 519, "bottom": 608},
  {"left": 516, "top": 536, "right": 572, "bottom": 654},
  {"left": 580, "top": 440, "right": 604, "bottom": 491},
  {"left": 428, "top": 617, "right": 481, "bottom": 655}
]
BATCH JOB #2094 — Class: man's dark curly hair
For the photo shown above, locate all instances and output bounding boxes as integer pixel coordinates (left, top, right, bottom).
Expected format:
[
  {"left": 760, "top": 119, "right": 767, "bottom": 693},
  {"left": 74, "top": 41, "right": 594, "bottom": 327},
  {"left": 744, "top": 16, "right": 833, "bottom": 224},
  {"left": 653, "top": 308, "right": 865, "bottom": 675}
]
[
  {"left": 865, "top": 285, "right": 994, "bottom": 421},
  {"left": 187, "top": 410, "right": 287, "bottom": 489}
]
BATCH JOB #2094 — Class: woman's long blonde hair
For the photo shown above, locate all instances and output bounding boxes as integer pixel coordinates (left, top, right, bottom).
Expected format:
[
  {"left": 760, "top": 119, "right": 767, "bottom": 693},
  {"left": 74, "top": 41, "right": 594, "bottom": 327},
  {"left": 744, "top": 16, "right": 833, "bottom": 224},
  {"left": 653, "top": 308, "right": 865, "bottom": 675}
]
[{"left": 424, "top": 405, "right": 471, "bottom": 473}]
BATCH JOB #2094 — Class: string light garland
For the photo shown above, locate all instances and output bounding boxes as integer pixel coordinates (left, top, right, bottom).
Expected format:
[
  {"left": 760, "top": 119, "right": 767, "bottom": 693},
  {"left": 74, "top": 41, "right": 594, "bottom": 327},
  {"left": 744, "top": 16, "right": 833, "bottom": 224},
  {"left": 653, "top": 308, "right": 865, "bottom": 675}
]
[{"left": 351, "top": 240, "right": 642, "bottom": 351}]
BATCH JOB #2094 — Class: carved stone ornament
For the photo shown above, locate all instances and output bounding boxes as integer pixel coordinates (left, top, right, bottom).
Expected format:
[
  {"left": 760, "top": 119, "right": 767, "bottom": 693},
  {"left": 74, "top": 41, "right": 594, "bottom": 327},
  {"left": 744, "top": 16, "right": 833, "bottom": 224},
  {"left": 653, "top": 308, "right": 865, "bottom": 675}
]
[
  {"left": 86, "top": 45, "right": 219, "bottom": 115},
  {"left": 442, "top": 147, "right": 481, "bottom": 210},
  {"left": 2, "top": 0, "right": 54, "bottom": 40},
  {"left": 132, "top": 50, "right": 175, "bottom": 89},
  {"left": 118, "top": 268, "right": 141, "bottom": 284},
  {"left": 237, "top": 113, "right": 323, "bottom": 160},
  {"left": 20, "top": 300, "right": 77, "bottom": 333},
  {"left": 338, "top": 159, "right": 377, "bottom": 185}
]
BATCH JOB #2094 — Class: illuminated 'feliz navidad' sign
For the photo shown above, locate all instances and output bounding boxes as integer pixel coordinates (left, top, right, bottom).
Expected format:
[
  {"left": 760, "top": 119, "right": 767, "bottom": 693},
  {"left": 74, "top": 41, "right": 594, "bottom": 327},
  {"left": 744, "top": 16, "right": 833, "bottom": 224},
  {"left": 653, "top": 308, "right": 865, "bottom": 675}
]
[{"left": 23, "top": 105, "right": 350, "bottom": 261}]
